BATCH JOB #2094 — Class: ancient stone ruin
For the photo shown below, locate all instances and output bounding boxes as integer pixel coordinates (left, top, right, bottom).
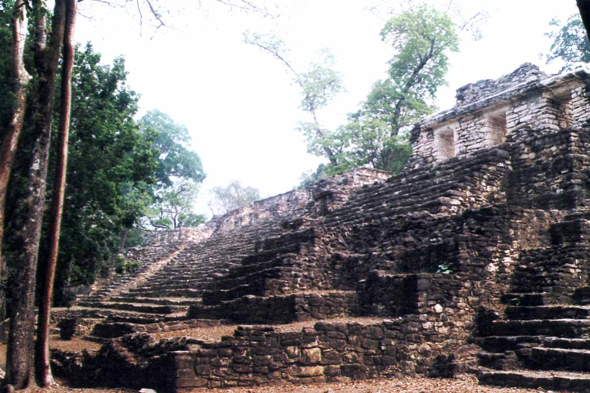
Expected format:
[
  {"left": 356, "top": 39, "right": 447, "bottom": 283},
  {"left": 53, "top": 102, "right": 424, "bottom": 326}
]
[{"left": 52, "top": 63, "right": 590, "bottom": 392}]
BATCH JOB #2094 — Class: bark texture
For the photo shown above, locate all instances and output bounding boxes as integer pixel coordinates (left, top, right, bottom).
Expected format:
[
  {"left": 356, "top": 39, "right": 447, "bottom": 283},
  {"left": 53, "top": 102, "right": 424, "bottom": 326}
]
[
  {"left": 0, "top": 0, "right": 32, "bottom": 322},
  {"left": 578, "top": 0, "right": 590, "bottom": 42},
  {"left": 5, "top": 0, "right": 67, "bottom": 388},
  {"left": 35, "top": 0, "right": 77, "bottom": 386}
]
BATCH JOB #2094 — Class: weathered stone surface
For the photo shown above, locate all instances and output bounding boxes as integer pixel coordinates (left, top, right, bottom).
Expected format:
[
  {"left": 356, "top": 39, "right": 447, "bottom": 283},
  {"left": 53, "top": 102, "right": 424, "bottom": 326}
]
[{"left": 55, "top": 64, "right": 590, "bottom": 391}]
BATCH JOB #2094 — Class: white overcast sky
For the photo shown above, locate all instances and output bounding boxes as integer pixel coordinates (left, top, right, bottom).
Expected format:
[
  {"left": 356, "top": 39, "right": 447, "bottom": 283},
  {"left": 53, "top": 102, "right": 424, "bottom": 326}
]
[{"left": 75, "top": 0, "right": 578, "bottom": 214}]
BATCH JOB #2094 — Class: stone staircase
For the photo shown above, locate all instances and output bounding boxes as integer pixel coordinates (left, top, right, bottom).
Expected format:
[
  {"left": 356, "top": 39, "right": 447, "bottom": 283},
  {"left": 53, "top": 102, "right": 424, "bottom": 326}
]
[
  {"left": 476, "top": 214, "right": 590, "bottom": 390},
  {"left": 477, "top": 295, "right": 590, "bottom": 391},
  {"left": 322, "top": 147, "right": 511, "bottom": 228}
]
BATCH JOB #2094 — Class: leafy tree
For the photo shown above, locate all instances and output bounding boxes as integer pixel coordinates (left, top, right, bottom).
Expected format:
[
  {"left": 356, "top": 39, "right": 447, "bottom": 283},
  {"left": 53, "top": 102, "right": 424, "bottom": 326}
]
[
  {"left": 0, "top": 0, "right": 261, "bottom": 388},
  {"left": 145, "top": 179, "right": 205, "bottom": 229},
  {"left": 3, "top": 42, "right": 159, "bottom": 328},
  {"left": 248, "top": 6, "right": 458, "bottom": 178},
  {"left": 245, "top": 32, "right": 345, "bottom": 164},
  {"left": 546, "top": 14, "right": 590, "bottom": 71},
  {"left": 0, "top": 0, "right": 75, "bottom": 386},
  {"left": 139, "top": 110, "right": 206, "bottom": 187},
  {"left": 209, "top": 180, "right": 261, "bottom": 215},
  {"left": 48, "top": 44, "right": 159, "bottom": 297},
  {"left": 318, "top": 5, "right": 458, "bottom": 175}
]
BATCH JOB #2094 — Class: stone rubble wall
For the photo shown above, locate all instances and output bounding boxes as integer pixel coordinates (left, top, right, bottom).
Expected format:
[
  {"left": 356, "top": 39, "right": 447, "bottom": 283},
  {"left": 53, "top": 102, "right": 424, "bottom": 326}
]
[
  {"left": 505, "top": 83, "right": 590, "bottom": 132},
  {"left": 507, "top": 128, "right": 590, "bottom": 210},
  {"left": 143, "top": 228, "right": 206, "bottom": 246},
  {"left": 189, "top": 292, "right": 357, "bottom": 324},
  {"left": 410, "top": 65, "right": 590, "bottom": 168},
  {"left": 167, "top": 316, "right": 464, "bottom": 391},
  {"left": 455, "top": 63, "right": 549, "bottom": 107}
]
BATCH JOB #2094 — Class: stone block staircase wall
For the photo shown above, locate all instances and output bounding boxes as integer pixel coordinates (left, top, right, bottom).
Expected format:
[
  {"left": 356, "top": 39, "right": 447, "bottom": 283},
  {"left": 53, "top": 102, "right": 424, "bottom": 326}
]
[
  {"left": 77, "top": 242, "right": 185, "bottom": 307},
  {"left": 473, "top": 130, "right": 590, "bottom": 390},
  {"left": 70, "top": 170, "right": 391, "bottom": 337},
  {"left": 186, "top": 146, "right": 514, "bottom": 326},
  {"left": 56, "top": 126, "right": 590, "bottom": 392}
]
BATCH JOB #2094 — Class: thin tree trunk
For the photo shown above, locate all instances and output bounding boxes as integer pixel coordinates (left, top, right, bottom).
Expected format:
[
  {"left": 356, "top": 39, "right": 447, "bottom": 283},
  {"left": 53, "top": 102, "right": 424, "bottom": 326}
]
[
  {"left": 118, "top": 229, "right": 129, "bottom": 254},
  {"left": 0, "top": 0, "right": 32, "bottom": 322},
  {"left": 35, "top": 0, "right": 77, "bottom": 386},
  {"left": 578, "top": 0, "right": 590, "bottom": 41},
  {"left": 5, "top": 0, "right": 67, "bottom": 389}
]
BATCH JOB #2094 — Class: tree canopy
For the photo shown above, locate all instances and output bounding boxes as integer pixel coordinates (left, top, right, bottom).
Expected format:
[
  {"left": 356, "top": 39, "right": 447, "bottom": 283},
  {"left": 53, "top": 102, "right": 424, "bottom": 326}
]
[
  {"left": 208, "top": 180, "right": 261, "bottom": 216},
  {"left": 546, "top": 14, "right": 590, "bottom": 71},
  {"left": 248, "top": 5, "right": 458, "bottom": 178},
  {"left": 321, "top": 5, "right": 458, "bottom": 175},
  {"left": 139, "top": 110, "right": 206, "bottom": 187}
]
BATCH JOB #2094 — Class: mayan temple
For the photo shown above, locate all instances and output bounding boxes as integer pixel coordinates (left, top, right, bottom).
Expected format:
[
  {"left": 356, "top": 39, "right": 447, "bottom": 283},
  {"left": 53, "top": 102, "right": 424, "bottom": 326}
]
[{"left": 51, "top": 63, "right": 590, "bottom": 392}]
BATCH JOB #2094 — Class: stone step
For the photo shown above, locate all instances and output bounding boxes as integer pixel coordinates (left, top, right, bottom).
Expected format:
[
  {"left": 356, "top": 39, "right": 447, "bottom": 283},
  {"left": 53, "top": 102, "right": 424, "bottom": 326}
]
[
  {"left": 529, "top": 347, "right": 590, "bottom": 372},
  {"left": 202, "top": 277, "right": 310, "bottom": 305},
  {"left": 208, "top": 264, "right": 323, "bottom": 291},
  {"left": 573, "top": 286, "right": 590, "bottom": 305},
  {"left": 108, "top": 296, "right": 201, "bottom": 306},
  {"left": 505, "top": 305, "right": 590, "bottom": 320},
  {"left": 543, "top": 337, "right": 590, "bottom": 350},
  {"left": 148, "top": 269, "right": 231, "bottom": 280},
  {"left": 128, "top": 280, "right": 213, "bottom": 292},
  {"left": 501, "top": 292, "right": 565, "bottom": 306},
  {"left": 488, "top": 319, "right": 590, "bottom": 337},
  {"left": 478, "top": 368, "right": 590, "bottom": 391},
  {"left": 77, "top": 301, "right": 187, "bottom": 314},
  {"left": 122, "top": 288, "right": 202, "bottom": 298},
  {"left": 189, "top": 291, "right": 357, "bottom": 324},
  {"left": 475, "top": 335, "right": 542, "bottom": 352},
  {"left": 241, "top": 244, "right": 305, "bottom": 265},
  {"left": 477, "top": 350, "right": 519, "bottom": 370},
  {"left": 225, "top": 256, "right": 298, "bottom": 278}
]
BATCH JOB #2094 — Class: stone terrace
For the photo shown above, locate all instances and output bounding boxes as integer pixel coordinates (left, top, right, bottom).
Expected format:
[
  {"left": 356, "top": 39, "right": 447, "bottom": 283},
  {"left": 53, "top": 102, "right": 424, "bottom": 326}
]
[{"left": 51, "top": 64, "right": 590, "bottom": 392}]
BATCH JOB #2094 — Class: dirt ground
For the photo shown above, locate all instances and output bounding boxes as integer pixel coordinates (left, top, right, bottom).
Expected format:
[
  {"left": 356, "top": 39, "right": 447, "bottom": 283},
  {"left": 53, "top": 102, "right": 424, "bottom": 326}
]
[
  {"left": 0, "top": 326, "right": 546, "bottom": 393},
  {"left": 2, "top": 374, "right": 547, "bottom": 392}
]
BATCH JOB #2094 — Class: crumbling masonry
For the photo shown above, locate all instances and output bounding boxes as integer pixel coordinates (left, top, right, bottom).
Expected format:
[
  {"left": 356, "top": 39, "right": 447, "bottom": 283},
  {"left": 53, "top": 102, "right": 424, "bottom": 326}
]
[{"left": 54, "top": 63, "right": 590, "bottom": 392}]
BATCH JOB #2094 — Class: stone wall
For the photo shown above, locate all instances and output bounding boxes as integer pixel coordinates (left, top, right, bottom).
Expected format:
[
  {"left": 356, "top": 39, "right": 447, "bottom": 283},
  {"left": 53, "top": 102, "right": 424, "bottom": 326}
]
[
  {"left": 409, "top": 64, "right": 590, "bottom": 168},
  {"left": 167, "top": 317, "right": 466, "bottom": 391},
  {"left": 455, "top": 63, "right": 549, "bottom": 107},
  {"left": 144, "top": 228, "right": 205, "bottom": 246},
  {"left": 507, "top": 128, "right": 590, "bottom": 210},
  {"left": 189, "top": 292, "right": 357, "bottom": 324}
]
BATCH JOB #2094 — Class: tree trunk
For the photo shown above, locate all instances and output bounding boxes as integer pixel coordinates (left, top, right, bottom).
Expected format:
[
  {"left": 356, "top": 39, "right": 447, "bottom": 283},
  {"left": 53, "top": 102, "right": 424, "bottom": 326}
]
[
  {"left": 35, "top": 0, "right": 77, "bottom": 386},
  {"left": 0, "top": 0, "right": 32, "bottom": 322},
  {"left": 5, "top": 0, "right": 67, "bottom": 389},
  {"left": 118, "top": 229, "right": 129, "bottom": 254},
  {"left": 578, "top": 0, "right": 590, "bottom": 42}
]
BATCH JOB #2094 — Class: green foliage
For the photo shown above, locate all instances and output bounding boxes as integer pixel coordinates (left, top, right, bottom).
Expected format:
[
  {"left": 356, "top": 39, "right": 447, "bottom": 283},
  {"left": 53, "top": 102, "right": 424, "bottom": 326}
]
[
  {"left": 437, "top": 264, "right": 453, "bottom": 274},
  {"left": 115, "top": 259, "right": 141, "bottom": 275},
  {"left": 137, "top": 111, "right": 206, "bottom": 230},
  {"left": 381, "top": 6, "right": 459, "bottom": 104},
  {"left": 209, "top": 180, "right": 261, "bottom": 216},
  {"left": 0, "top": 43, "right": 161, "bottom": 305},
  {"left": 546, "top": 14, "right": 590, "bottom": 71},
  {"left": 315, "top": 118, "right": 413, "bottom": 177},
  {"left": 49, "top": 44, "right": 160, "bottom": 301},
  {"left": 298, "top": 49, "right": 345, "bottom": 113},
  {"left": 298, "top": 164, "right": 328, "bottom": 189},
  {"left": 306, "top": 5, "right": 457, "bottom": 177},
  {"left": 145, "top": 179, "right": 205, "bottom": 229},
  {"left": 245, "top": 31, "right": 344, "bottom": 164},
  {"left": 138, "top": 110, "right": 206, "bottom": 188}
]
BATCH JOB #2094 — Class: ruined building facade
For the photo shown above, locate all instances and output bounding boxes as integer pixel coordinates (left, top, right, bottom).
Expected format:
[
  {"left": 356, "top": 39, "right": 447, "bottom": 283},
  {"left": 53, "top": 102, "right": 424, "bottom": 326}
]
[{"left": 57, "top": 64, "right": 590, "bottom": 392}]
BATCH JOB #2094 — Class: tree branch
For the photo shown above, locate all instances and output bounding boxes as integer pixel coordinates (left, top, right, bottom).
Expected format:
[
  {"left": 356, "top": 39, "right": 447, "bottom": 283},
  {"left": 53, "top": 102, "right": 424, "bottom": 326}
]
[{"left": 145, "top": 0, "right": 165, "bottom": 29}]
